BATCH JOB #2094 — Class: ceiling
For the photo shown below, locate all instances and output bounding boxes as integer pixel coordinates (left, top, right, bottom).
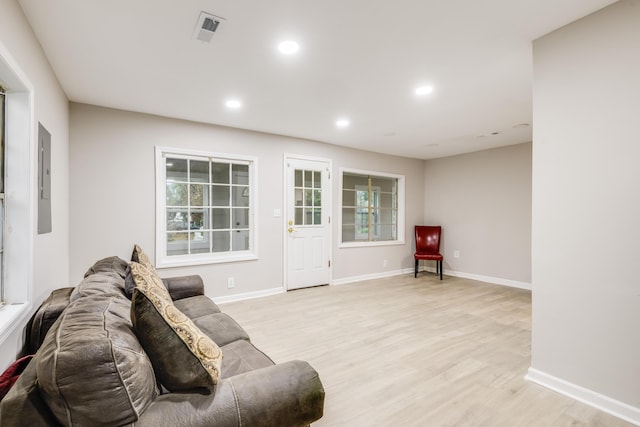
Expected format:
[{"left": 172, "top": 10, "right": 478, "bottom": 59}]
[{"left": 18, "top": 0, "right": 617, "bottom": 160}]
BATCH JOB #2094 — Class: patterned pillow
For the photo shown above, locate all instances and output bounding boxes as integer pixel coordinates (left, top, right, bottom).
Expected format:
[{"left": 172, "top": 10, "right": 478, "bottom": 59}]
[
  {"left": 129, "top": 262, "right": 222, "bottom": 393},
  {"left": 125, "top": 245, "right": 156, "bottom": 298},
  {"left": 131, "top": 244, "right": 154, "bottom": 270}
]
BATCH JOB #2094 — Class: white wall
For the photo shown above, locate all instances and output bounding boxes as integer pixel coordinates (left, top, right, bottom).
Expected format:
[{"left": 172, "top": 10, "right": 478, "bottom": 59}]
[
  {"left": 531, "top": 0, "right": 640, "bottom": 420},
  {"left": 423, "top": 143, "right": 532, "bottom": 285},
  {"left": 69, "top": 104, "right": 424, "bottom": 297},
  {"left": 0, "top": 0, "right": 69, "bottom": 370}
]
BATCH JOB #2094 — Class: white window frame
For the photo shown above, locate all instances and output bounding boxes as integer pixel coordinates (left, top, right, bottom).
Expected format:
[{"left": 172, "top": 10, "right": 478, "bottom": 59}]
[
  {"left": 339, "top": 167, "right": 405, "bottom": 248},
  {"left": 155, "top": 146, "right": 259, "bottom": 268},
  {"left": 0, "top": 44, "right": 35, "bottom": 345}
]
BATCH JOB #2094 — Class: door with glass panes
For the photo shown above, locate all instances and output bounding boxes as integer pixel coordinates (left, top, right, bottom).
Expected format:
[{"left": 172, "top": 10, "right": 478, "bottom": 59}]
[{"left": 285, "top": 157, "right": 331, "bottom": 289}]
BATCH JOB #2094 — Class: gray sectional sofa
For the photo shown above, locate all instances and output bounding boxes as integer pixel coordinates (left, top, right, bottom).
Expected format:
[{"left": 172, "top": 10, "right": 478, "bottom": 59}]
[{"left": 0, "top": 256, "right": 324, "bottom": 426}]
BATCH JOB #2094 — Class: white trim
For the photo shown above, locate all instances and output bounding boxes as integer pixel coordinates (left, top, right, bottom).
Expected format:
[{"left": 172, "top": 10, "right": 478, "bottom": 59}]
[
  {"left": 339, "top": 167, "right": 405, "bottom": 246},
  {"left": 332, "top": 268, "right": 414, "bottom": 286},
  {"left": 213, "top": 287, "right": 284, "bottom": 305},
  {"left": 0, "top": 41, "right": 35, "bottom": 345},
  {"left": 283, "top": 154, "right": 333, "bottom": 291},
  {"left": 526, "top": 368, "right": 640, "bottom": 426},
  {"left": 420, "top": 265, "right": 531, "bottom": 290},
  {"left": 155, "top": 146, "right": 259, "bottom": 268}
]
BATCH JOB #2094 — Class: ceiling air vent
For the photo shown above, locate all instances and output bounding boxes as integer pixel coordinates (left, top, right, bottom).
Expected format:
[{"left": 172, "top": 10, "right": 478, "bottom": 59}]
[{"left": 193, "top": 11, "right": 225, "bottom": 44}]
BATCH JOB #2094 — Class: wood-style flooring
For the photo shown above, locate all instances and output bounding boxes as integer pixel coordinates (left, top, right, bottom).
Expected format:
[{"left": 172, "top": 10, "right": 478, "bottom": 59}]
[{"left": 221, "top": 274, "right": 633, "bottom": 427}]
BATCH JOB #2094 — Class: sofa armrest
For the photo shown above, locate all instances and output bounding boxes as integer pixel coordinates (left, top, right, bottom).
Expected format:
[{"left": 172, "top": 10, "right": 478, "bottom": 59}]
[
  {"left": 161, "top": 275, "right": 205, "bottom": 300},
  {"left": 136, "top": 360, "right": 324, "bottom": 427}
]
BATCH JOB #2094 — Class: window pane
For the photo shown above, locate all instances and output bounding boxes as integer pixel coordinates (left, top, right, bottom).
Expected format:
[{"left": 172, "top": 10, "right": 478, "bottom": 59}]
[
  {"left": 304, "top": 170, "right": 312, "bottom": 187},
  {"left": 342, "top": 207, "right": 355, "bottom": 224},
  {"left": 304, "top": 189, "right": 312, "bottom": 207},
  {"left": 371, "top": 177, "right": 396, "bottom": 192},
  {"left": 167, "top": 158, "right": 188, "bottom": 181},
  {"left": 378, "top": 208, "right": 395, "bottom": 224},
  {"left": 356, "top": 190, "right": 369, "bottom": 208},
  {"left": 212, "top": 162, "right": 230, "bottom": 184},
  {"left": 343, "top": 173, "right": 368, "bottom": 189},
  {"left": 212, "top": 231, "right": 230, "bottom": 252},
  {"left": 212, "top": 185, "right": 230, "bottom": 206},
  {"left": 313, "top": 171, "right": 321, "bottom": 188},
  {"left": 379, "top": 192, "right": 395, "bottom": 209},
  {"left": 167, "top": 209, "right": 188, "bottom": 231},
  {"left": 305, "top": 208, "right": 313, "bottom": 225},
  {"left": 232, "top": 164, "right": 249, "bottom": 185},
  {"left": 342, "top": 189, "right": 356, "bottom": 207},
  {"left": 190, "top": 231, "right": 210, "bottom": 253},
  {"left": 211, "top": 208, "right": 230, "bottom": 229},
  {"left": 295, "top": 189, "right": 303, "bottom": 206},
  {"left": 342, "top": 225, "right": 355, "bottom": 242},
  {"left": 295, "top": 169, "right": 302, "bottom": 187},
  {"left": 190, "top": 209, "right": 206, "bottom": 229},
  {"left": 295, "top": 207, "right": 303, "bottom": 225},
  {"left": 189, "top": 184, "right": 206, "bottom": 207},
  {"left": 232, "top": 230, "right": 249, "bottom": 251},
  {"left": 232, "top": 186, "right": 250, "bottom": 207},
  {"left": 313, "top": 190, "right": 321, "bottom": 207},
  {"left": 375, "top": 225, "right": 396, "bottom": 241},
  {"left": 167, "top": 233, "right": 188, "bottom": 255},
  {"left": 232, "top": 208, "right": 249, "bottom": 229},
  {"left": 166, "top": 182, "right": 188, "bottom": 206},
  {"left": 314, "top": 209, "right": 322, "bottom": 225},
  {"left": 190, "top": 160, "right": 209, "bottom": 183}
]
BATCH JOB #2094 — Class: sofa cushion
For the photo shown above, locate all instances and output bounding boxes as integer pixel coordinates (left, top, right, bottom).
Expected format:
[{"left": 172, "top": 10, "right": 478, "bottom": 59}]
[
  {"left": 192, "top": 313, "right": 250, "bottom": 347},
  {"left": 130, "top": 262, "right": 222, "bottom": 393},
  {"left": 70, "top": 272, "right": 126, "bottom": 302},
  {"left": 220, "top": 339, "right": 274, "bottom": 378},
  {"left": 83, "top": 256, "right": 129, "bottom": 279},
  {"left": 36, "top": 293, "right": 158, "bottom": 427},
  {"left": 174, "top": 295, "right": 222, "bottom": 319}
]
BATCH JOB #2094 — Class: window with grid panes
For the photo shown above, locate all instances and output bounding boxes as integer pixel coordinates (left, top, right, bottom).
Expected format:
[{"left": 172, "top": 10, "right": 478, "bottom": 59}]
[
  {"left": 156, "top": 148, "right": 257, "bottom": 267},
  {"left": 341, "top": 169, "right": 405, "bottom": 245}
]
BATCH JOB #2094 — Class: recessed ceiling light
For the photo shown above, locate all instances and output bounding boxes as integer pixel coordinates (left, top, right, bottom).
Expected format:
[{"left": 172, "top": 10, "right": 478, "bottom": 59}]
[
  {"left": 336, "top": 119, "right": 349, "bottom": 128},
  {"left": 513, "top": 123, "right": 530, "bottom": 128},
  {"left": 278, "top": 40, "right": 299, "bottom": 55},
  {"left": 225, "top": 100, "right": 242, "bottom": 109},
  {"left": 415, "top": 85, "right": 434, "bottom": 95}
]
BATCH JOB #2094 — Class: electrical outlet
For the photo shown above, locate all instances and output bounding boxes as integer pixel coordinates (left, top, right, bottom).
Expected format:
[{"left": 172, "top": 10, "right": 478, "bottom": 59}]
[
  {"left": 453, "top": 250, "right": 460, "bottom": 258},
  {"left": 227, "top": 277, "right": 235, "bottom": 288},
  {"left": 383, "top": 259, "right": 388, "bottom": 268}
]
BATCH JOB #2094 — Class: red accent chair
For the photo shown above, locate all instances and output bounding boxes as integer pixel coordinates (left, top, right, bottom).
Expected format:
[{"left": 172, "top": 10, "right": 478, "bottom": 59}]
[{"left": 414, "top": 225, "right": 443, "bottom": 280}]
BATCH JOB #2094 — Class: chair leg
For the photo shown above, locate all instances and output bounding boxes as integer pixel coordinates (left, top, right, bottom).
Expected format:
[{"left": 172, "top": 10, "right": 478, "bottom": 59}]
[
  {"left": 439, "top": 260, "right": 443, "bottom": 280},
  {"left": 414, "top": 259, "right": 418, "bottom": 278}
]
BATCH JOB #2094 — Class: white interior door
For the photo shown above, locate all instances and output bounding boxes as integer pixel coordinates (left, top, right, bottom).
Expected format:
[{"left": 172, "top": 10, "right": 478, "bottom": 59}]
[{"left": 285, "top": 157, "right": 331, "bottom": 290}]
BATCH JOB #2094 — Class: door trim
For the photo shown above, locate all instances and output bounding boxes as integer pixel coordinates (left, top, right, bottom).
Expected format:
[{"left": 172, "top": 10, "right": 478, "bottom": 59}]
[{"left": 283, "top": 154, "right": 333, "bottom": 291}]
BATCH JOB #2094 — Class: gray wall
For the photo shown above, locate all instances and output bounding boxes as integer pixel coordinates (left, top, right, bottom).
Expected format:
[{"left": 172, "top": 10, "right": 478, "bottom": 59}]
[
  {"left": 0, "top": 1, "right": 69, "bottom": 370},
  {"left": 69, "top": 104, "right": 425, "bottom": 296},
  {"left": 532, "top": 0, "right": 640, "bottom": 413},
  {"left": 424, "top": 143, "right": 532, "bottom": 285}
]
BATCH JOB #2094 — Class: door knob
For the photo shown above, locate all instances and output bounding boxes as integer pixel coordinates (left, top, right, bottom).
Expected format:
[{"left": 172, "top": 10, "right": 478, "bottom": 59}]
[{"left": 288, "top": 227, "right": 298, "bottom": 233}]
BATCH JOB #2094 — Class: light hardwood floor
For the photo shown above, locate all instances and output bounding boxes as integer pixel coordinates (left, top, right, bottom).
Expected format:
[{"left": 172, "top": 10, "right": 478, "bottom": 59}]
[{"left": 221, "top": 274, "right": 633, "bottom": 427}]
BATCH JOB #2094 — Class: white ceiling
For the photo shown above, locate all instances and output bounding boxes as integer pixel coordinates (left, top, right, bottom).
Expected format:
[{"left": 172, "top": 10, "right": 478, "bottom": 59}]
[{"left": 18, "top": 0, "right": 617, "bottom": 159}]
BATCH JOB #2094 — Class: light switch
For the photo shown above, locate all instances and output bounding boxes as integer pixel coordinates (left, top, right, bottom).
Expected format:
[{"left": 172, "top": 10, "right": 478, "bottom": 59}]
[{"left": 273, "top": 208, "right": 281, "bottom": 217}]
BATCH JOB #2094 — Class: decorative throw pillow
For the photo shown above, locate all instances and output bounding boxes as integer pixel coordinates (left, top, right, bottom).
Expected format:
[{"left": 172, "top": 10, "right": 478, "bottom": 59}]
[
  {"left": 129, "top": 262, "right": 222, "bottom": 393},
  {"left": 125, "top": 245, "right": 156, "bottom": 299},
  {"left": 131, "top": 244, "right": 154, "bottom": 270}
]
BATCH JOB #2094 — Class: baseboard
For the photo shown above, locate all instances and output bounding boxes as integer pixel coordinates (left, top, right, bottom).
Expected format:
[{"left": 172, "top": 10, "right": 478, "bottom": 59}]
[
  {"left": 332, "top": 268, "right": 414, "bottom": 286},
  {"left": 525, "top": 368, "right": 640, "bottom": 426},
  {"left": 213, "top": 287, "right": 284, "bottom": 305},
  {"left": 422, "top": 266, "right": 531, "bottom": 290}
]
